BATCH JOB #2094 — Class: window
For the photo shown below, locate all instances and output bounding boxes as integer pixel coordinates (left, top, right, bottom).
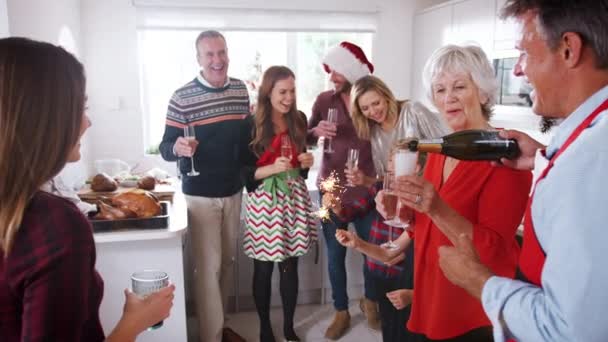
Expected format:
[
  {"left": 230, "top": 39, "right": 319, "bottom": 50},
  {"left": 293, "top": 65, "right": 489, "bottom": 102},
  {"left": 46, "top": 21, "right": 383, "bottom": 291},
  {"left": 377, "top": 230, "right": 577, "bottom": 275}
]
[{"left": 138, "top": 30, "right": 373, "bottom": 152}]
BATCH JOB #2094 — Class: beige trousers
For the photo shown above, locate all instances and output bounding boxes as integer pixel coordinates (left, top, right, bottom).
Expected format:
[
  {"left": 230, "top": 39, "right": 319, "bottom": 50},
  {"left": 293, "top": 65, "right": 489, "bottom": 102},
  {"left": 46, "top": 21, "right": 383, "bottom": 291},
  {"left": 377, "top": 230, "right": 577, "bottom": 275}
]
[{"left": 185, "top": 192, "right": 242, "bottom": 342}]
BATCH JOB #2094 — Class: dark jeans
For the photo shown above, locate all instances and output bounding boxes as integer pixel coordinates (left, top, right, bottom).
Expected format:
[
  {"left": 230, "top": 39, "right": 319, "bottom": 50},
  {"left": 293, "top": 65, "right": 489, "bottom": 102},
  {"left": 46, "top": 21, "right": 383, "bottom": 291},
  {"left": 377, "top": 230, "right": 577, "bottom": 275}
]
[
  {"left": 420, "top": 327, "right": 494, "bottom": 342},
  {"left": 321, "top": 208, "right": 377, "bottom": 310},
  {"left": 375, "top": 243, "right": 419, "bottom": 342}
]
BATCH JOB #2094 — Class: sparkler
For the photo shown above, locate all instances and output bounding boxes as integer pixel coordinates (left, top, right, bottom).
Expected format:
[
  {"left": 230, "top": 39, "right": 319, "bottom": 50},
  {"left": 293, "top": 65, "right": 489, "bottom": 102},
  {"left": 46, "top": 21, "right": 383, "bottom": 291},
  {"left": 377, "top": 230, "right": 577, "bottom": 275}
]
[{"left": 312, "top": 171, "right": 345, "bottom": 222}]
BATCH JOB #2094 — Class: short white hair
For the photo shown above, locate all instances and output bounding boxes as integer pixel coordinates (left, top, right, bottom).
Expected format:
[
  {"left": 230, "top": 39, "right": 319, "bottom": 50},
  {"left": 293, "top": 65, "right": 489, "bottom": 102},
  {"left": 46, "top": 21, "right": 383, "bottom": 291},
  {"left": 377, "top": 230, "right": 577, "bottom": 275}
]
[{"left": 422, "top": 44, "right": 497, "bottom": 119}]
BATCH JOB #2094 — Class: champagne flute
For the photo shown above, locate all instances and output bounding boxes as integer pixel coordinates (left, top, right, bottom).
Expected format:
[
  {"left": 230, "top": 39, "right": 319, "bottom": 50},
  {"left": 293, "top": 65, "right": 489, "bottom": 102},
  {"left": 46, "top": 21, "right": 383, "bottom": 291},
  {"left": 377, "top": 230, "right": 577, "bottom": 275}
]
[
  {"left": 380, "top": 173, "right": 400, "bottom": 250},
  {"left": 281, "top": 135, "right": 293, "bottom": 180},
  {"left": 183, "top": 125, "right": 200, "bottom": 177},
  {"left": 382, "top": 149, "right": 417, "bottom": 249},
  {"left": 131, "top": 270, "right": 170, "bottom": 330},
  {"left": 324, "top": 108, "right": 337, "bottom": 153},
  {"left": 345, "top": 148, "right": 359, "bottom": 187}
]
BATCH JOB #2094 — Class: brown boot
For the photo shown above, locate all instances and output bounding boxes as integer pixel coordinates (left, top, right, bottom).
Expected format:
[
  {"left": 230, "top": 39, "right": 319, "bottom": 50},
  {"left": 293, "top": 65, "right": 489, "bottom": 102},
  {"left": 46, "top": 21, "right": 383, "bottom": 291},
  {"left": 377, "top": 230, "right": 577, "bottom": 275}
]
[
  {"left": 324, "top": 310, "right": 350, "bottom": 340},
  {"left": 359, "top": 298, "right": 381, "bottom": 331}
]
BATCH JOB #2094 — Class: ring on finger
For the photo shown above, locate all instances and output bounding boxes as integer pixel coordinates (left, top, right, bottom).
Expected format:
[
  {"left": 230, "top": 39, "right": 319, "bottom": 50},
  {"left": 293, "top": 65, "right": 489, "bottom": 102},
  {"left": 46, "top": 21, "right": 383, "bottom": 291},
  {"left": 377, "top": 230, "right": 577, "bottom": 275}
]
[{"left": 414, "top": 194, "right": 423, "bottom": 204}]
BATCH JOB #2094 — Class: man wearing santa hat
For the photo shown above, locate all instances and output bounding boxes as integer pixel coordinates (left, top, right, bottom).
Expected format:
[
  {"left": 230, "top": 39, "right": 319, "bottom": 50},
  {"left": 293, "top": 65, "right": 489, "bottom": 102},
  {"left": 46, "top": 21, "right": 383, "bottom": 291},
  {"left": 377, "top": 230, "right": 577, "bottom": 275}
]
[{"left": 307, "top": 41, "right": 379, "bottom": 340}]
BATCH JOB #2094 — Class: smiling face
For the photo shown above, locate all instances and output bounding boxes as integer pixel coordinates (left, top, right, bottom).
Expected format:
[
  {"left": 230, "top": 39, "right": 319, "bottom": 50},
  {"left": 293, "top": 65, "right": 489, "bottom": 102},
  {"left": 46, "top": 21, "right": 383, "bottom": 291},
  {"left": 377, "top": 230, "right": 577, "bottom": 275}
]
[
  {"left": 329, "top": 69, "right": 351, "bottom": 94},
  {"left": 357, "top": 90, "right": 388, "bottom": 125},
  {"left": 513, "top": 11, "right": 566, "bottom": 118},
  {"left": 270, "top": 77, "right": 296, "bottom": 115},
  {"left": 431, "top": 71, "right": 488, "bottom": 131},
  {"left": 196, "top": 36, "right": 229, "bottom": 88}
]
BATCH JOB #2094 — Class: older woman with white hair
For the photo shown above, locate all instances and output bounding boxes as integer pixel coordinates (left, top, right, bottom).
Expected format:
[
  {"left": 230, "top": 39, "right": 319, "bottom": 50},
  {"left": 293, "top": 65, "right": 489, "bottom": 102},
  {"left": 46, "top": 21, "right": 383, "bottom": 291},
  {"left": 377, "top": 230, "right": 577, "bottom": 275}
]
[{"left": 337, "top": 45, "right": 533, "bottom": 342}]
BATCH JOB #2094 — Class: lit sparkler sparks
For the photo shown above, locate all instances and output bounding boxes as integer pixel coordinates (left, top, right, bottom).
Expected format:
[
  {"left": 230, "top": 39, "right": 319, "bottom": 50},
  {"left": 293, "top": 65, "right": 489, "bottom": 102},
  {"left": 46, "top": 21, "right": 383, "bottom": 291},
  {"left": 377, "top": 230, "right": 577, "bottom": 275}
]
[{"left": 312, "top": 171, "right": 345, "bottom": 222}]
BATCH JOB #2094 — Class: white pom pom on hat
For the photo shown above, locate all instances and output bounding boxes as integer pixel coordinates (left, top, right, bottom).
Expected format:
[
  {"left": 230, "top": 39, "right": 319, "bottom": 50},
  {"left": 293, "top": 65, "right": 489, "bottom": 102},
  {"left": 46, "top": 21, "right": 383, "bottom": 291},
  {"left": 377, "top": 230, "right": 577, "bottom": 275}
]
[{"left": 322, "top": 41, "right": 374, "bottom": 84}]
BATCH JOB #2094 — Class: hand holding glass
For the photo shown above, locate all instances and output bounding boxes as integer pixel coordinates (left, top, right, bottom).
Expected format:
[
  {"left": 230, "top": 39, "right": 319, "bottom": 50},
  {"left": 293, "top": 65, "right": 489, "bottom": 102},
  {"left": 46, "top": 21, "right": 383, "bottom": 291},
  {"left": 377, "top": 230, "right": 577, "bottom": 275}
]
[
  {"left": 131, "top": 270, "right": 170, "bottom": 330},
  {"left": 183, "top": 126, "right": 200, "bottom": 176}
]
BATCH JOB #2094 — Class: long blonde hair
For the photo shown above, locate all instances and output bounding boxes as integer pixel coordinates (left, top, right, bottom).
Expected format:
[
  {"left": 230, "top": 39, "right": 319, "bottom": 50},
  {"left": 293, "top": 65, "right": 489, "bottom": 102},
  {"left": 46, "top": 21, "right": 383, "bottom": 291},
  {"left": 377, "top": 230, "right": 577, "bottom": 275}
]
[
  {"left": 350, "top": 75, "right": 403, "bottom": 140},
  {"left": 0, "top": 38, "right": 85, "bottom": 256},
  {"left": 250, "top": 66, "right": 306, "bottom": 156}
]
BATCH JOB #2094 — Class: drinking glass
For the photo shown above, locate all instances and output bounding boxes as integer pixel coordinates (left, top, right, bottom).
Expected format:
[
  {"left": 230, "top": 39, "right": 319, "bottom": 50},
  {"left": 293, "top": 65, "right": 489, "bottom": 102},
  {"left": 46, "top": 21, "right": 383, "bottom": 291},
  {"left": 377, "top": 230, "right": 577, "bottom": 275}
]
[
  {"left": 131, "top": 270, "right": 170, "bottom": 330},
  {"left": 383, "top": 149, "right": 417, "bottom": 230},
  {"left": 345, "top": 148, "right": 359, "bottom": 187},
  {"left": 183, "top": 125, "right": 200, "bottom": 176},
  {"left": 324, "top": 108, "right": 337, "bottom": 153},
  {"left": 381, "top": 173, "right": 400, "bottom": 250},
  {"left": 281, "top": 135, "right": 293, "bottom": 180}
]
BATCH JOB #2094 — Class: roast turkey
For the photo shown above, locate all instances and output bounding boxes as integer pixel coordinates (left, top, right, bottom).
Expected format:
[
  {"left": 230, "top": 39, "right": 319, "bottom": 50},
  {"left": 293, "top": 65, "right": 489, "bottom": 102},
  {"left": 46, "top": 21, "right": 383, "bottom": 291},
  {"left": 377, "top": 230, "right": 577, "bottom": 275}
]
[
  {"left": 111, "top": 189, "right": 161, "bottom": 218},
  {"left": 93, "top": 189, "right": 161, "bottom": 220}
]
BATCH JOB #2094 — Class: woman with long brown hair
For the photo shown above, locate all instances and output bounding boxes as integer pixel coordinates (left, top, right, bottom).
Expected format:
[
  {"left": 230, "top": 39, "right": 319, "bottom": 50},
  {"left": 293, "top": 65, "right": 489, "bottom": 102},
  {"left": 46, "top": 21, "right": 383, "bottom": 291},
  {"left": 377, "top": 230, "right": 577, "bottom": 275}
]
[
  {"left": 0, "top": 37, "right": 174, "bottom": 342},
  {"left": 241, "top": 66, "right": 316, "bottom": 342}
]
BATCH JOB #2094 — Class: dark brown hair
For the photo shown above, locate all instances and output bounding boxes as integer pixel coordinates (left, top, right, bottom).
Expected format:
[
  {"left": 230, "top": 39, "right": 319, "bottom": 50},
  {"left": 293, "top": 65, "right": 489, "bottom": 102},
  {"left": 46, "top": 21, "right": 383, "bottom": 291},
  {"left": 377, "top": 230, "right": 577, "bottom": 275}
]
[
  {"left": 0, "top": 37, "right": 85, "bottom": 255},
  {"left": 250, "top": 66, "right": 306, "bottom": 156}
]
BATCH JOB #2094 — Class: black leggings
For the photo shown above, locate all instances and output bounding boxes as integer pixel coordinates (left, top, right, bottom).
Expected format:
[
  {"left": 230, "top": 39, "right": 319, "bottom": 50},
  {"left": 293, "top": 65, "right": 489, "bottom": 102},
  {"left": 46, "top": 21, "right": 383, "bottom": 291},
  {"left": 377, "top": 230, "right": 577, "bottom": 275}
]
[{"left": 252, "top": 257, "right": 299, "bottom": 339}]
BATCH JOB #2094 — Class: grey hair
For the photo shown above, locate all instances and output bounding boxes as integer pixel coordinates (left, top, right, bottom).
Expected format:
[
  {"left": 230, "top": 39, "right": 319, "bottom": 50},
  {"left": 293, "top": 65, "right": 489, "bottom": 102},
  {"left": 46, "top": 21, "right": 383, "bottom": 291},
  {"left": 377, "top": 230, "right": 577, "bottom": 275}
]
[
  {"left": 195, "top": 30, "right": 226, "bottom": 53},
  {"left": 500, "top": 0, "right": 608, "bottom": 69},
  {"left": 422, "top": 44, "right": 497, "bottom": 119}
]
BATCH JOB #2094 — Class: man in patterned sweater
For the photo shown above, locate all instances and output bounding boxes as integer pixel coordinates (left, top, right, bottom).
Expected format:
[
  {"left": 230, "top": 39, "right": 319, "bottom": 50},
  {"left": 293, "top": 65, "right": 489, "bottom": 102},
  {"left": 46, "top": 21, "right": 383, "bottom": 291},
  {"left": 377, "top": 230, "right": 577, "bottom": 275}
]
[{"left": 159, "top": 30, "right": 250, "bottom": 342}]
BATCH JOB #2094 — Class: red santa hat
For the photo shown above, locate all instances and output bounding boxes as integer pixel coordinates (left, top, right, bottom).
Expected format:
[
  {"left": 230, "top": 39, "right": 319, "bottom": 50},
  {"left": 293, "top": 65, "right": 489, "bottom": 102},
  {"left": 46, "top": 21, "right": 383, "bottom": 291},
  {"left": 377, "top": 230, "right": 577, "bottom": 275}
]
[{"left": 323, "top": 41, "right": 374, "bottom": 84}]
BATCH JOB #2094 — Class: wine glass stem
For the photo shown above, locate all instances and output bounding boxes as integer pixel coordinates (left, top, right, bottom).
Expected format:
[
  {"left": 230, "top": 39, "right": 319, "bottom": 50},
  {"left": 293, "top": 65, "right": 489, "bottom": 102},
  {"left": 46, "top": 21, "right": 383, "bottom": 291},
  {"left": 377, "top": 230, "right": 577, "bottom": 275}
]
[
  {"left": 190, "top": 156, "right": 197, "bottom": 172},
  {"left": 388, "top": 223, "right": 393, "bottom": 244}
]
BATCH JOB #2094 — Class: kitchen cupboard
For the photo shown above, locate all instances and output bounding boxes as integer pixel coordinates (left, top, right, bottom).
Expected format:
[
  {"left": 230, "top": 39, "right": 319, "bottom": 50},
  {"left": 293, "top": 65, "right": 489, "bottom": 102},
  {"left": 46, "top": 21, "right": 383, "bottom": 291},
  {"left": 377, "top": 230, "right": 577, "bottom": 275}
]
[{"left": 411, "top": 0, "right": 496, "bottom": 106}]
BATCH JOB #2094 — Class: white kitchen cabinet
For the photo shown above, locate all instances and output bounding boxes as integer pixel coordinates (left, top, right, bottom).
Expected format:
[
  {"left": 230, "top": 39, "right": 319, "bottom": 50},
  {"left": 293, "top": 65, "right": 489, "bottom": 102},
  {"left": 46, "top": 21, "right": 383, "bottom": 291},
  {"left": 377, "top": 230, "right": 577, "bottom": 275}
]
[
  {"left": 451, "top": 0, "right": 495, "bottom": 53},
  {"left": 411, "top": 4, "right": 453, "bottom": 106},
  {"left": 493, "top": 0, "right": 519, "bottom": 54},
  {"left": 411, "top": 0, "right": 495, "bottom": 105}
]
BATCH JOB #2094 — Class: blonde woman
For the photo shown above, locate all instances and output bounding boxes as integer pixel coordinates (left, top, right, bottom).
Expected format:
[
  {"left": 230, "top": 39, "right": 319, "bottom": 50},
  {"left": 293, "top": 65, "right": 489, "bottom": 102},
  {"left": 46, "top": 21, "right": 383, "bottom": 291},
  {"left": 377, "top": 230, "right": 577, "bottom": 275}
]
[{"left": 334, "top": 75, "right": 447, "bottom": 342}]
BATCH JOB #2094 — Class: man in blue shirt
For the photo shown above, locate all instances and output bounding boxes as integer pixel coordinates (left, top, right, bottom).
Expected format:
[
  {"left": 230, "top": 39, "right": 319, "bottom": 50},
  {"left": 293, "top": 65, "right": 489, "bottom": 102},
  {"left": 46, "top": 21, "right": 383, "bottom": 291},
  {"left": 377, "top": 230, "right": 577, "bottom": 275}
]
[{"left": 437, "top": 1, "right": 608, "bottom": 341}]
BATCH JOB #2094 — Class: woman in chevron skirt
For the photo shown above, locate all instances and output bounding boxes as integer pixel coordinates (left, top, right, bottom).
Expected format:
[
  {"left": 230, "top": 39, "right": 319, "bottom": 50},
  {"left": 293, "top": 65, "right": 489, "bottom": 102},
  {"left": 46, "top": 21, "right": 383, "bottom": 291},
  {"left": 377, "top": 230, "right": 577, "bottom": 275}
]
[{"left": 241, "top": 66, "right": 317, "bottom": 342}]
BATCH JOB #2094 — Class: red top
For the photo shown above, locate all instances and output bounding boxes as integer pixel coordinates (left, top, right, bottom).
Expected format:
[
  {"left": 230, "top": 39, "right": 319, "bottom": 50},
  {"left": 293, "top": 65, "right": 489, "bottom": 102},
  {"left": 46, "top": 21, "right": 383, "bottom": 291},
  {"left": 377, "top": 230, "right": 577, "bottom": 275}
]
[
  {"left": 256, "top": 132, "right": 298, "bottom": 168},
  {"left": 0, "top": 192, "right": 105, "bottom": 341},
  {"left": 407, "top": 154, "right": 532, "bottom": 339}
]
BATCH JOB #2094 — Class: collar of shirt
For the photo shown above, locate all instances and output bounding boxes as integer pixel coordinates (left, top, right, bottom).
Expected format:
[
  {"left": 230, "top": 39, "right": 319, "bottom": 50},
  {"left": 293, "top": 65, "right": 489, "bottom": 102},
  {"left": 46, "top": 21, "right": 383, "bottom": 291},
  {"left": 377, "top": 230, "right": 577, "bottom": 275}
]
[
  {"left": 196, "top": 72, "right": 230, "bottom": 88},
  {"left": 546, "top": 84, "right": 608, "bottom": 158}
]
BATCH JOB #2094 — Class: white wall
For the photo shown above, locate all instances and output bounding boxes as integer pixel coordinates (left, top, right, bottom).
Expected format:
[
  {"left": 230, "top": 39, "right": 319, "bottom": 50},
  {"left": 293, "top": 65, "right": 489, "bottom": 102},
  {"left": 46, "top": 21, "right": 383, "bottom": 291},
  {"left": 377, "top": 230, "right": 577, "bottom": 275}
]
[
  {"left": 0, "top": 0, "right": 9, "bottom": 37},
  {"left": 7, "top": 0, "right": 91, "bottom": 186}
]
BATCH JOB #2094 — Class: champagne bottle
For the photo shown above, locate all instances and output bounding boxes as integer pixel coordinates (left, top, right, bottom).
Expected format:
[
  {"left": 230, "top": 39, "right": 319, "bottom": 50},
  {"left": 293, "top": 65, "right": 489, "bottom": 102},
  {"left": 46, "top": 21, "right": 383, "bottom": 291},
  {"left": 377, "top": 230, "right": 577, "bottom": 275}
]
[{"left": 405, "top": 129, "right": 520, "bottom": 161}]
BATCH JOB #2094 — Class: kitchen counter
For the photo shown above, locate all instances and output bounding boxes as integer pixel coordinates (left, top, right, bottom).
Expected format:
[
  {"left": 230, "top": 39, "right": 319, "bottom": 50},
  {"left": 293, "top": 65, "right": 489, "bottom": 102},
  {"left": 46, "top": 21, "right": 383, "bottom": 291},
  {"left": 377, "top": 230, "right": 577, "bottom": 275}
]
[{"left": 94, "top": 193, "right": 188, "bottom": 342}]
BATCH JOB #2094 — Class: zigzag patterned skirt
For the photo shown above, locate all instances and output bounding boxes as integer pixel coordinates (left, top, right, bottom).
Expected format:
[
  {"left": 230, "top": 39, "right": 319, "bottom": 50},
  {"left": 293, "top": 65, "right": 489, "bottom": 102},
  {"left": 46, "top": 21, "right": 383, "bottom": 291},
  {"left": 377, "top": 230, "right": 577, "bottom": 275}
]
[{"left": 243, "top": 176, "right": 318, "bottom": 262}]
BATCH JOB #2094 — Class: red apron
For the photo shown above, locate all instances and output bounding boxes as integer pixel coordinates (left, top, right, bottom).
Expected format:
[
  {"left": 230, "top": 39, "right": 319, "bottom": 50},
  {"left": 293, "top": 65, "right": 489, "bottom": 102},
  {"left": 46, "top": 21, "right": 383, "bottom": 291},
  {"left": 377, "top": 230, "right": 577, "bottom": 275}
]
[{"left": 518, "top": 98, "right": 608, "bottom": 286}]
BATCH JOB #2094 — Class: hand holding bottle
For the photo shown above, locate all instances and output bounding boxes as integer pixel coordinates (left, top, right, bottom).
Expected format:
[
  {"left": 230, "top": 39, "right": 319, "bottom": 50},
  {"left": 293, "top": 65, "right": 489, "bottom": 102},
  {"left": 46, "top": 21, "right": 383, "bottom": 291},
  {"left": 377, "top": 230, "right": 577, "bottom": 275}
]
[{"left": 497, "top": 130, "right": 546, "bottom": 170}]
